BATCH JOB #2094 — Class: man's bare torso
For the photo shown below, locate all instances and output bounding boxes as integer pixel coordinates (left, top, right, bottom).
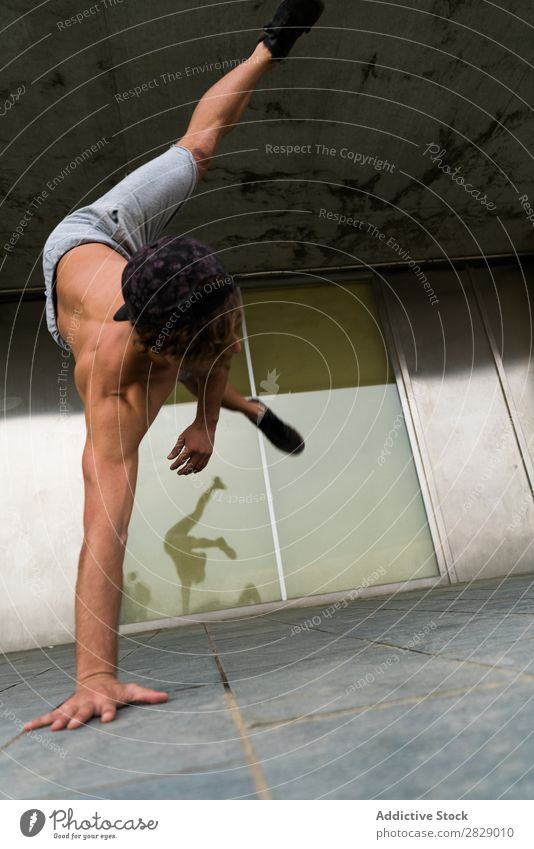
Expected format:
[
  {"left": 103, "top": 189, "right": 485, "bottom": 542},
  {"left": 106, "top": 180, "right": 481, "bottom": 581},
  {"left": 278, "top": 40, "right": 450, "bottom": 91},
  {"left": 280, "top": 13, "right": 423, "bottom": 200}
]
[{"left": 56, "top": 242, "right": 179, "bottom": 409}]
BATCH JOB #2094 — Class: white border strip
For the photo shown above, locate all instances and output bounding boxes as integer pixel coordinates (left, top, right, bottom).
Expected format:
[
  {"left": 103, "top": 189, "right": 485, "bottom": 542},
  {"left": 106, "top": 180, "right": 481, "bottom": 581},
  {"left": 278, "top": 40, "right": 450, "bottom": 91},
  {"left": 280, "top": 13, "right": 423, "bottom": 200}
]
[{"left": 241, "top": 313, "right": 287, "bottom": 601}]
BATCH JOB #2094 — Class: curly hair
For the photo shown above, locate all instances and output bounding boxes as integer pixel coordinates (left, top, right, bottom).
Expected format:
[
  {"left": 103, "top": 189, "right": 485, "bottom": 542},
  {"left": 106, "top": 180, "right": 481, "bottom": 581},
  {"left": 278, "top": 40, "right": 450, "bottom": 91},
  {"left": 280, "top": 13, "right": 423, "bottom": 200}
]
[{"left": 135, "top": 285, "right": 243, "bottom": 370}]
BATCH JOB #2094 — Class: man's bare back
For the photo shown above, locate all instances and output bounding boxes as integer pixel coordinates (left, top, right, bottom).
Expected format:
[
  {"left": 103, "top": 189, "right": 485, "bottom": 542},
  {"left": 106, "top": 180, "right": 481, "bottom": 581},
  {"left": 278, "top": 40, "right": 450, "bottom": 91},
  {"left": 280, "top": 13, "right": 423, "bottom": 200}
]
[{"left": 56, "top": 243, "right": 178, "bottom": 402}]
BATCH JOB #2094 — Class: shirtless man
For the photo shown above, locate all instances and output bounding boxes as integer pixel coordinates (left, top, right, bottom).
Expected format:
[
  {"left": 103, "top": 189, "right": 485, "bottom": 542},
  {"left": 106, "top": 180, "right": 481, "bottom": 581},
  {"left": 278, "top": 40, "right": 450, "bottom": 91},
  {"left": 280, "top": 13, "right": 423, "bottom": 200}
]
[{"left": 24, "top": 0, "right": 324, "bottom": 733}]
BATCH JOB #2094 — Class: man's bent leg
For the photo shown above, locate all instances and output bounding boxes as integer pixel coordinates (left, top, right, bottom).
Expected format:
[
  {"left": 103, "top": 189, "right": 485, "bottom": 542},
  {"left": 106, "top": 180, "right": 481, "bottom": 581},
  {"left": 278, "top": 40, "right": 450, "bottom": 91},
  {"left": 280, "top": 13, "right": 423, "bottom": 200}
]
[
  {"left": 180, "top": 374, "right": 263, "bottom": 423},
  {"left": 180, "top": 376, "right": 305, "bottom": 455}
]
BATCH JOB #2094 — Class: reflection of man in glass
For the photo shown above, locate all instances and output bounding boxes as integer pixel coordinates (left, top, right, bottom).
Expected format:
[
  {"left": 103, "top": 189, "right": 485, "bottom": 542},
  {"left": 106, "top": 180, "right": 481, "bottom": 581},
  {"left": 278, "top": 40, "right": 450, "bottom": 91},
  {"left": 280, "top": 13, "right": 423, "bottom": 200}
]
[{"left": 164, "top": 477, "right": 237, "bottom": 615}]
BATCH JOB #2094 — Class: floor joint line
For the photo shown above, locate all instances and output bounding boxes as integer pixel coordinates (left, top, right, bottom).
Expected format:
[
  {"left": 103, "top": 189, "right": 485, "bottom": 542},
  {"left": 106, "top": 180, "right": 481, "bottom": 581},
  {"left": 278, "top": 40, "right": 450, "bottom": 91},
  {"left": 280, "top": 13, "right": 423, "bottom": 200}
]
[{"left": 204, "top": 624, "right": 272, "bottom": 800}]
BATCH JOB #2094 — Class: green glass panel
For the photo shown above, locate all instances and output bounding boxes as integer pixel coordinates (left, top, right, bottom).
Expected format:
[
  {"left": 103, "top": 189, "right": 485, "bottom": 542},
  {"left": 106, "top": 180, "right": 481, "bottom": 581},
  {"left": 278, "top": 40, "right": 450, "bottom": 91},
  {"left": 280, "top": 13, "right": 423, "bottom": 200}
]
[
  {"left": 120, "top": 402, "right": 280, "bottom": 624},
  {"left": 262, "top": 387, "right": 438, "bottom": 597},
  {"left": 244, "top": 279, "right": 439, "bottom": 596},
  {"left": 242, "top": 281, "right": 395, "bottom": 393}
]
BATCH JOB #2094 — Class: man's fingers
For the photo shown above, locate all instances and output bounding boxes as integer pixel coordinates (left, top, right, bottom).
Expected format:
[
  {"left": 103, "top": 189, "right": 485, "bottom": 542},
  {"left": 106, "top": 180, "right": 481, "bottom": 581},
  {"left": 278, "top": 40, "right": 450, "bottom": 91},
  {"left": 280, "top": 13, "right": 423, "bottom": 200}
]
[
  {"left": 180, "top": 454, "right": 211, "bottom": 475},
  {"left": 175, "top": 452, "right": 212, "bottom": 475},
  {"left": 100, "top": 701, "right": 117, "bottom": 723},
  {"left": 176, "top": 452, "right": 202, "bottom": 475},
  {"left": 67, "top": 704, "right": 95, "bottom": 729},
  {"left": 191, "top": 455, "right": 207, "bottom": 472},
  {"left": 50, "top": 705, "right": 79, "bottom": 732},
  {"left": 124, "top": 683, "right": 169, "bottom": 704},
  {"left": 167, "top": 436, "right": 185, "bottom": 460},
  {"left": 169, "top": 449, "right": 191, "bottom": 471},
  {"left": 25, "top": 687, "right": 168, "bottom": 732},
  {"left": 177, "top": 457, "right": 197, "bottom": 476},
  {"left": 24, "top": 712, "right": 56, "bottom": 731}
]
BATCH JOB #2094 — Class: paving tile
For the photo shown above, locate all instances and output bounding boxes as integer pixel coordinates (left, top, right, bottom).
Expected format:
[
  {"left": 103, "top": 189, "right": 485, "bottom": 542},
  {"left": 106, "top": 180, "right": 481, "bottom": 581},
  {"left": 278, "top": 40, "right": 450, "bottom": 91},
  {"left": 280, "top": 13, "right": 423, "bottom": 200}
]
[
  {"left": 117, "top": 626, "right": 221, "bottom": 687},
  {"left": 210, "top": 624, "right": 348, "bottom": 678},
  {"left": 80, "top": 770, "right": 258, "bottom": 800},
  {"left": 0, "top": 631, "right": 215, "bottom": 747},
  {"left": 226, "top": 643, "right": 512, "bottom": 727},
  {"left": 205, "top": 617, "right": 300, "bottom": 641},
  {"left": 0, "top": 632, "right": 158, "bottom": 694},
  {"left": 375, "top": 599, "right": 534, "bottom": 616},
  {"left": 0, "top": 680, "right": 83, "bottom": 745},
  {"left": 270, "top": 603, "right": 434, "bottom": 630},
  {"left": 276, "top": 606, "right": 534, "bottom": 671},
  {"left": 0, "top": 684, "right": 249, "bottom": 799},
  {"left": 118, "top": 650, "right": 220, "bottom": 688},
  {"left": 0, "top": 649, "right": 73, "bottom": 692},
  {"left": 250, "top": 681, "right": 534, "bottom": 799},
  {"left": 2, "top": 575, "right": 534, "bottom": 799},
  {"left": 482, "top": 641, "right": 534, "bottom": 675}
]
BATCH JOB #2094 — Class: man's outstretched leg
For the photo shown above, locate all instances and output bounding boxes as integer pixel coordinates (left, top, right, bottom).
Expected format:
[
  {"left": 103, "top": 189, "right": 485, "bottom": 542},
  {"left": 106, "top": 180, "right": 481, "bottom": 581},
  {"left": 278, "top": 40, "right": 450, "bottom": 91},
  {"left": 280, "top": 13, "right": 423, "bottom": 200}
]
[
  {"left": 176, "top": 0, "right": 325, "bottom": 177},
  {"left": 170, "top": 0, "right": 324, "bottom": 455},
  {"left": 177, "top": 42, "right": 272, "bottom": 179}
]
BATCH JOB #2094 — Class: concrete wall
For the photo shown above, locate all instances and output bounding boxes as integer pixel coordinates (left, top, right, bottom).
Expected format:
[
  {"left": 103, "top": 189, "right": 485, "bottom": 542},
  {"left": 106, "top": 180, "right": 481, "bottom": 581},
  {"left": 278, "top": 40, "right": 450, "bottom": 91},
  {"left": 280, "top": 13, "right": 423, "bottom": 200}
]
[
  {"left": 380, "top": 259, "right": 534, "bottom": 584},
  {"left": 1, "top": 0, "right": 534, "bottom": 295}
]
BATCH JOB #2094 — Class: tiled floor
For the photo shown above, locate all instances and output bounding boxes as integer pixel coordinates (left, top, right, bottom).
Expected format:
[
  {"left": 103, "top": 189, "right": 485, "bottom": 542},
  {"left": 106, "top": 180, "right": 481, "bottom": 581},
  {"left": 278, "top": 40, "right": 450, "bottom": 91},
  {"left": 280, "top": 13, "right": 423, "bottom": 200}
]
[{"left": 1, "top": 575, "right": 534, "bottom": 799}]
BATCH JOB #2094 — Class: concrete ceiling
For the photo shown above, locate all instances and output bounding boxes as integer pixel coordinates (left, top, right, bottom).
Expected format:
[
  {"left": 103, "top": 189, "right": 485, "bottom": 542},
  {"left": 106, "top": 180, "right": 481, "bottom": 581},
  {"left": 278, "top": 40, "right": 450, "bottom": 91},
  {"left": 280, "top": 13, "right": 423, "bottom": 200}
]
[{"left": 1, "top": 0, "right": 534, "bottom": 294}]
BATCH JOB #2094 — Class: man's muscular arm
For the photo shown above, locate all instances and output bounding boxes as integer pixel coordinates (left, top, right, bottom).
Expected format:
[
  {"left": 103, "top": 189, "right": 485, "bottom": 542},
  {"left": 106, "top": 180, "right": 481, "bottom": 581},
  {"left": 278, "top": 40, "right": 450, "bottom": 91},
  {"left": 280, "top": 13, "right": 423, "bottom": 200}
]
[
  {"left": 24, "top": 374, "right": 169, "bottom": 732},
  {"left": 167, "top": 364, "right": 230, "bottom": 475},
  {"left": 74, "top": 394, "right": 140, "bottom": 685}
]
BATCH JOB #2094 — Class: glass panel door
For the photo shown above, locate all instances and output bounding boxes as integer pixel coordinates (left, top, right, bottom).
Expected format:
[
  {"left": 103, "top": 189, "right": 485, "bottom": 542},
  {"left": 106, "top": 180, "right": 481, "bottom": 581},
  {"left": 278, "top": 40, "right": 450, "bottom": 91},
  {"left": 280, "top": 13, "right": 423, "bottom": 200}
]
[
  {"left": 242, "top": 279, "right": 439, "bottom": 597},
  {"left": 120, "top": 356, "right": 281, "bottom": 624}
]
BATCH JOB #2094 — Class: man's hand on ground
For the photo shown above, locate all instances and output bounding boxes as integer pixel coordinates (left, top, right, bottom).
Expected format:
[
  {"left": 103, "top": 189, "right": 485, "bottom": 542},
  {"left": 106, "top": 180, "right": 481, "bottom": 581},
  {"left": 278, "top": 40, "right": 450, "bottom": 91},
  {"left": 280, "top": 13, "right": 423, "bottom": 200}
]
[
  {"left": 168, "top": 420, "right": 215, "bottom": 475},
  {"left": 23, "top": 675, "right": 169, "bottom": 732}
]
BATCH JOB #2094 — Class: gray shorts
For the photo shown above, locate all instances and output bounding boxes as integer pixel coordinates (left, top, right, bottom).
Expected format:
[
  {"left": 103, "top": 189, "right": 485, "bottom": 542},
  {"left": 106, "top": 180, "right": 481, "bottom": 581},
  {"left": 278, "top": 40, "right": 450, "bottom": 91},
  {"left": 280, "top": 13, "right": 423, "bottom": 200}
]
[{"left": 42, "top": 143, "right": 198, "bottom": 352}]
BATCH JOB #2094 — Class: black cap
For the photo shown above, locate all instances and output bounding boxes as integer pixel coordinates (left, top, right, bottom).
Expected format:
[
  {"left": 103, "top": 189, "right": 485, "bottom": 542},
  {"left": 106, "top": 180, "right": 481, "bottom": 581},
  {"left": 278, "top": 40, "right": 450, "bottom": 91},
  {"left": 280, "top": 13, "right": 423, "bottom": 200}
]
[{"left": 113, "top": 236, "right": 236, "bottom": 328}]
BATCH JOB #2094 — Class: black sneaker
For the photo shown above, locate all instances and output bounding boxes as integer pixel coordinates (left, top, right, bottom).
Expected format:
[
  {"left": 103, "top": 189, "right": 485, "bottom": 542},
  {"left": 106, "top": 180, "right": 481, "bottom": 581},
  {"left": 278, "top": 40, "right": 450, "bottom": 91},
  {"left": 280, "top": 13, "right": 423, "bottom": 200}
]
[
  {"left": 251, "top": 398, "right": 305, "bottom": 455},
  {"left": 258, "top": 0, "right": 325, "bottom": 59}
]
